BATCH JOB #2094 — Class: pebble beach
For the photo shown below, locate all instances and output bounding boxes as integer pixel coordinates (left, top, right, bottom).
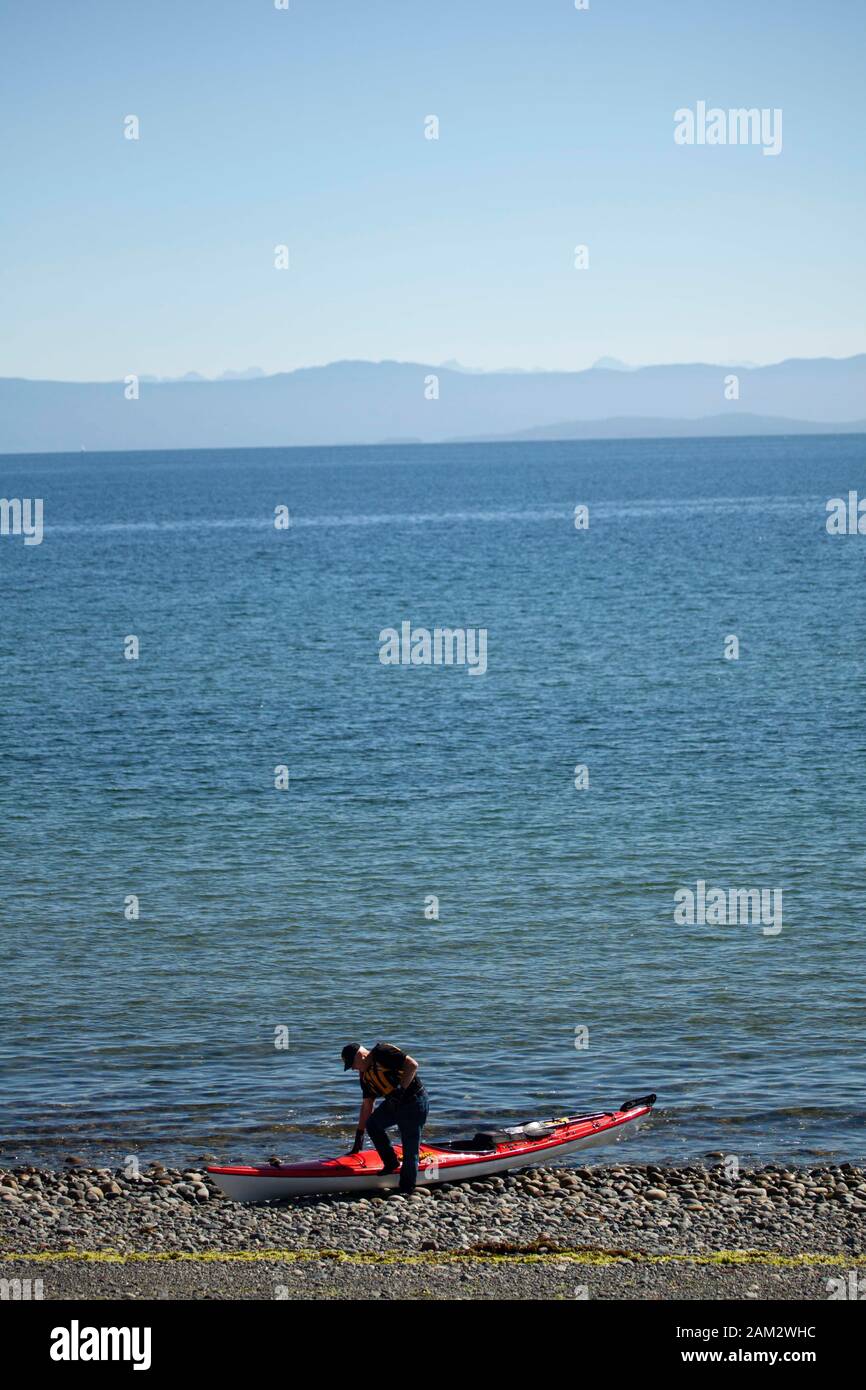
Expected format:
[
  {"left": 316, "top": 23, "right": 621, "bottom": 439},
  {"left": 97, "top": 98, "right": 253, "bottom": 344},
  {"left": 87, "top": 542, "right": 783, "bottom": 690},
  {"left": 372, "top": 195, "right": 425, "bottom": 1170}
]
[{"left": 2, "top": 1159, "right": 863, "bottom": 1300}]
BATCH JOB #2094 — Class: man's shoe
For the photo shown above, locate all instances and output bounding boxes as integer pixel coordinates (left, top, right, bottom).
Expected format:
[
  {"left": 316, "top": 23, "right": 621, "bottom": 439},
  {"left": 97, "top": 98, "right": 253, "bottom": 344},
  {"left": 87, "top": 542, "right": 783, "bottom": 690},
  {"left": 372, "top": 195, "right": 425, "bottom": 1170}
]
[{"left": 381, "top": 1160, "right": 401, "bottom": 1176}]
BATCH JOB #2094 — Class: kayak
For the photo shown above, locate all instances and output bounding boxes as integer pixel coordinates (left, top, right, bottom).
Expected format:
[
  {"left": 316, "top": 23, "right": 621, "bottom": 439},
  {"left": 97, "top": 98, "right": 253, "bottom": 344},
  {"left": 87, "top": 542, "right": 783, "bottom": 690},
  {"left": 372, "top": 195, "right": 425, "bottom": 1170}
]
[{"left": 206, "top": 1093, "right": 656, "bottom": 1202}]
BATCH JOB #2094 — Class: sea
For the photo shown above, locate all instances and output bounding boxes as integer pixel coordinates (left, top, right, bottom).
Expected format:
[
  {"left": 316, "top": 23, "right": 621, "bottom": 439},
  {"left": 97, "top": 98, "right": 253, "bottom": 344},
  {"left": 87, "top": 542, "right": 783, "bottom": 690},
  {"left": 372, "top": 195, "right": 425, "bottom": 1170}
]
[{"left": 2, "top": 434, "right": 865, "bottom": 1168}]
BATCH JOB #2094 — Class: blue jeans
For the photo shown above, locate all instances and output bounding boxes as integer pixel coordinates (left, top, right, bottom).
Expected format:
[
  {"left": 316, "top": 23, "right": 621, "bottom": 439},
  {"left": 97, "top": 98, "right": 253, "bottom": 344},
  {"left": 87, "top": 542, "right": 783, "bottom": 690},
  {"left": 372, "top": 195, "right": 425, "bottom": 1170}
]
[{"left": 366, "top": 1089, "right": 429, "bottom": 1193}]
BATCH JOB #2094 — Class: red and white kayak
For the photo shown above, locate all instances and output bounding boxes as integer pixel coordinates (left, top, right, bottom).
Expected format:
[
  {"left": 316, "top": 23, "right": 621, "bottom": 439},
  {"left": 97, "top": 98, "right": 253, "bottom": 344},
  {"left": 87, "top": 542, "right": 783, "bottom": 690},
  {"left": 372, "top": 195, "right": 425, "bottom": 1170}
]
[{"left": 206, "top": 1094, "right": 656, "bottom": 1202}]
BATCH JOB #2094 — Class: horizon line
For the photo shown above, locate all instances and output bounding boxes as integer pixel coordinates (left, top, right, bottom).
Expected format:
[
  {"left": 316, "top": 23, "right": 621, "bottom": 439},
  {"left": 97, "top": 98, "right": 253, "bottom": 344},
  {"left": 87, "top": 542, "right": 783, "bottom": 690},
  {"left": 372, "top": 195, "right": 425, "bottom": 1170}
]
[{"left": 3, "top": 419, "right": 865, "bottom": 462}]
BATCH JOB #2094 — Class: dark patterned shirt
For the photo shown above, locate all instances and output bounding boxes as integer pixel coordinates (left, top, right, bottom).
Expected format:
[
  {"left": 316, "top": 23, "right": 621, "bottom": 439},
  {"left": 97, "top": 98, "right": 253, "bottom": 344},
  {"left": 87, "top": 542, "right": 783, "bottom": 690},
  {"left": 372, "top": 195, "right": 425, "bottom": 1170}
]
[{"left": 360, "top": 1043, "right": 421, "bottom": 1100}]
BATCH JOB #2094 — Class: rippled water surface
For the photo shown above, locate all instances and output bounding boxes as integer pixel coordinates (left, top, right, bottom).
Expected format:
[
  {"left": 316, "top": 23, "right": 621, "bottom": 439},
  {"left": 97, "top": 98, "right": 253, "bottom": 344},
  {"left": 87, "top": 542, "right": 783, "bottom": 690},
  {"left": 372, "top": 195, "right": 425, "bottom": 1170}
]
[{"left": 2, "top": 436, "right": 865, "bottom": 1167}]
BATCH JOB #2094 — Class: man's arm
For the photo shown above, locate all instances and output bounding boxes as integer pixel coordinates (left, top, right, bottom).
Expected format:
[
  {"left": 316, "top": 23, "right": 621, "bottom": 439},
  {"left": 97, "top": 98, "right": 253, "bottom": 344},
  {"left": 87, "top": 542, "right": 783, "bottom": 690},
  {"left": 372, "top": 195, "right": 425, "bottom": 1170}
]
[
  {"left": 399, "top": 1055, "right": 418, "bottom": 1089},
  {"left": 351, "top": 1096, "right": 375, "bottom": 1153}
]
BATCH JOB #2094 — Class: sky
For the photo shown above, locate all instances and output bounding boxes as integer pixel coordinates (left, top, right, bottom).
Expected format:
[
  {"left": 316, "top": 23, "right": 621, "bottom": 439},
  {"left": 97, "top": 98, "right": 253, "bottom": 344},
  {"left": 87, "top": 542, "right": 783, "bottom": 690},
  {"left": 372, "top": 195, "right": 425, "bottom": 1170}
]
[{"left": 1, "top": 0, "right": 864, "bottom": 381}]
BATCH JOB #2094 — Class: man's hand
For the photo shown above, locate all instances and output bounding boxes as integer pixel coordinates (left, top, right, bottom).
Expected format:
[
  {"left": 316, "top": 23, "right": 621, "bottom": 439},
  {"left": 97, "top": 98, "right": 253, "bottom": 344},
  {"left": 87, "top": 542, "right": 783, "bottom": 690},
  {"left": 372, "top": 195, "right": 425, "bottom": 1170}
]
[{"left": 350, "top": 1128, "right": 365, "bottom": 1155}]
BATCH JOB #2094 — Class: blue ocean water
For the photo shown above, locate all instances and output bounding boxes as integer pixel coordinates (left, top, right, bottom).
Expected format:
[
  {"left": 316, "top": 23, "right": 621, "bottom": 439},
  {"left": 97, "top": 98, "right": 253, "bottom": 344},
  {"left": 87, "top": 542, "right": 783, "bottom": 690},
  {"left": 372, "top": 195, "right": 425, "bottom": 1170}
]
[{"left": 2, "top": 435, "right": 865, "bottom": 1168}]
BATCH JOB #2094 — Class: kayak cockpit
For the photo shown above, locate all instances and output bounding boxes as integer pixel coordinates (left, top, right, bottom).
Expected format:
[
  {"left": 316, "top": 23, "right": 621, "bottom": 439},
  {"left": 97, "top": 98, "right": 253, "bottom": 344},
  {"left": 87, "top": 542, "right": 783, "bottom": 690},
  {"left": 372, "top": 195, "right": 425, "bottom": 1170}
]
[{"left": 426, "top": 1132, "right": 510, "bottom": 1153}]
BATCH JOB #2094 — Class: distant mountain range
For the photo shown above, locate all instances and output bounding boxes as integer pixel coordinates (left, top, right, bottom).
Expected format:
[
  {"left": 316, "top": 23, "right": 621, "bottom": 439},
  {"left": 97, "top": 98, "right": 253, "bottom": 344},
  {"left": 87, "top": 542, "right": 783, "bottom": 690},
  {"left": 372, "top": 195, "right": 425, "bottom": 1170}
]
[{"left": 1, "top": 355, "right": 864, "bottom": 454}]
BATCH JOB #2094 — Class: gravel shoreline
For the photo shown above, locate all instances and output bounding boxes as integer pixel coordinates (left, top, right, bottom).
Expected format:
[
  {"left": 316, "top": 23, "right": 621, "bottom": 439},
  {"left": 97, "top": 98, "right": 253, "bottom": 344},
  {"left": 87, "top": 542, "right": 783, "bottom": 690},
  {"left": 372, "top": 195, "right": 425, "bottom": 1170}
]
[{"left": 3, "top": 1160, "right": 863, "bottom": 1299}]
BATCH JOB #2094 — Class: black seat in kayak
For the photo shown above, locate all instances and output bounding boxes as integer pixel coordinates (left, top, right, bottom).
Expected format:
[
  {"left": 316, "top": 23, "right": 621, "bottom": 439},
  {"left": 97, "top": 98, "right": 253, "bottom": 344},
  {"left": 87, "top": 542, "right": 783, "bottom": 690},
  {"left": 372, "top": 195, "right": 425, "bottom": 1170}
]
[{"left": 431, "top": 1130, "right": 513, "bottom": 1153}]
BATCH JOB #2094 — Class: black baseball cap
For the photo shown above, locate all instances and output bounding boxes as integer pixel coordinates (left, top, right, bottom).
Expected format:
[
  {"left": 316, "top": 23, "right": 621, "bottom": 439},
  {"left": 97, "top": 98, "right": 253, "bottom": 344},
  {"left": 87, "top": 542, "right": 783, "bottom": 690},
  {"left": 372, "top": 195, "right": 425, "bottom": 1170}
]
[{"left": 341, "top": 1042, "right": 361, "bottom": 1071}]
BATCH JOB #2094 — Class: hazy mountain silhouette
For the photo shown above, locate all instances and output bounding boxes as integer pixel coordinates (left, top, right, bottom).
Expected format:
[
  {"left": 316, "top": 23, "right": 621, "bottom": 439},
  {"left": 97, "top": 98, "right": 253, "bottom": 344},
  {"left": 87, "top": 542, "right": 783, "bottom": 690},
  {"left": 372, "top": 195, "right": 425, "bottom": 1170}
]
[
  {"left": 463, "top": 413, "right": 866, "bottom": 443},
  {"left": 1, "top": 355, "right": 864, "bottom": 453},
  {"left": 591, "top": 357, "right": 634, "bottom": 371}
]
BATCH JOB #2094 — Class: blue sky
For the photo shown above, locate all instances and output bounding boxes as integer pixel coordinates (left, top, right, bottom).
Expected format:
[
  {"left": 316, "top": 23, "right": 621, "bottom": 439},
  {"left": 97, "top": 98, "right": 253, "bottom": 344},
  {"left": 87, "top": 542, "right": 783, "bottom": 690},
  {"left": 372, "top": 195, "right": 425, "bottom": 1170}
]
[{"left": 1, "top": 0, "right": 863, "bottom": 380}]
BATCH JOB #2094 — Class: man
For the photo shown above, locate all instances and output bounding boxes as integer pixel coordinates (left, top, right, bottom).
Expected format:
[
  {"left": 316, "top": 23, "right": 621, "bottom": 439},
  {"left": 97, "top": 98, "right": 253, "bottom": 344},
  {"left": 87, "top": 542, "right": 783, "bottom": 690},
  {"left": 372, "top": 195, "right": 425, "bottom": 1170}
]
[{"left": 341, "top": 1041, "right": 429, "bottom": 1194}]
